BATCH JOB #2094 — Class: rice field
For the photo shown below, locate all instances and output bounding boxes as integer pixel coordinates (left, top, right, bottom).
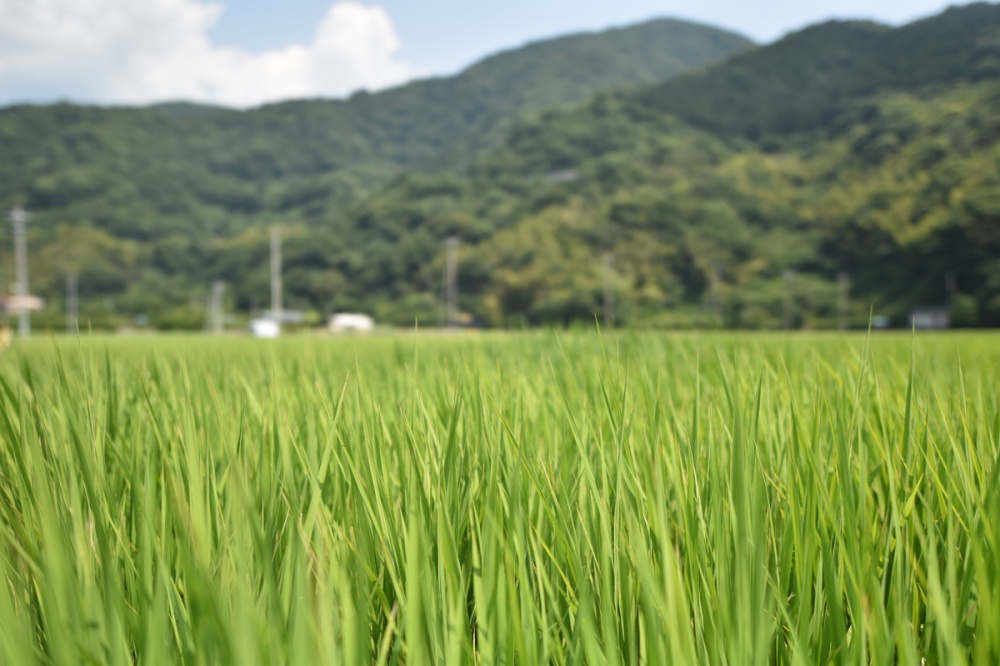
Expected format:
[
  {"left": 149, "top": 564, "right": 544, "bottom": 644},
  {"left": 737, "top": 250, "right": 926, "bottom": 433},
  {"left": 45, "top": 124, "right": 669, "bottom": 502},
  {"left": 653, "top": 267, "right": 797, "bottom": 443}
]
[{"left": 0, "top": 331, "right": 998, "bottom": 665}]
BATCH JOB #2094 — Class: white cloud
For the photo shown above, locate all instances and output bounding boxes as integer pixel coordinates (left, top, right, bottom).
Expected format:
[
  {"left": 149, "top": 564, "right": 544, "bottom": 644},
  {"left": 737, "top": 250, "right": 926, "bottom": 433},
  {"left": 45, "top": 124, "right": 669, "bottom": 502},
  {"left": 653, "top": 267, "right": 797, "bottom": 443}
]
[{"left": 0, "top": 0, "right": 421, "bottom": 107}]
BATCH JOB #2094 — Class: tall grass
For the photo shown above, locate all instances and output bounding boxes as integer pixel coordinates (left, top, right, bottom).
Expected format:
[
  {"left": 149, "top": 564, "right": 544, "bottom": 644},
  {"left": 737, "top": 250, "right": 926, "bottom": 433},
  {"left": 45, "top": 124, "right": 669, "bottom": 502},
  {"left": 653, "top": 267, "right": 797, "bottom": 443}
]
[{"left": 0, "top": 332, "right": 998, "bottom": 664}]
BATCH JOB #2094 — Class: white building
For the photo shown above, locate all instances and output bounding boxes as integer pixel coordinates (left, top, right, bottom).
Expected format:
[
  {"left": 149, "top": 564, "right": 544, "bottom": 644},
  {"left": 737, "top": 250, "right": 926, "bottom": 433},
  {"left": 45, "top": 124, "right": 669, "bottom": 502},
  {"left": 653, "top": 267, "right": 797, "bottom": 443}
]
[
  {"left": 329, "top": 313, "right": 374, "bottom": 333},
  {"left": 0, "top": 295, "right": 44, "bottom": 314},
  {"left": 910, "top": 306, "right": 949, "bottom": 330},
  {"left": 250, "top": 318, "right": 281, "bottom": 338},
  {"left": 270, "top": 310, "right": 304, "bottom": 325}
]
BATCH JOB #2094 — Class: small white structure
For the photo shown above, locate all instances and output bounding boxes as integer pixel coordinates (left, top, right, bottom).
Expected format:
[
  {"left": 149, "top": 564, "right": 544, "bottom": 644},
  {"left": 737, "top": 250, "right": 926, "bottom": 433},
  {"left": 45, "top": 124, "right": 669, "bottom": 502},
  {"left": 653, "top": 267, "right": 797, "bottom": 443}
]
[
  {"left": 250, "top": 318, "right": 280, "bottom": 338},
  {"left": 329, "top": 313, "right": 374, "bottom": 333},
  {"left": 542, "top": 169, "right": 581, "bottom": 183},
  {"left": 270, "top": 310, "right": 304, "bottom": 325},
  {"left": 910, "top": 306, "right": 949, "bottom": 330},
  {"left": 0, "top": 295, "right": 44, "bottom": 314}
]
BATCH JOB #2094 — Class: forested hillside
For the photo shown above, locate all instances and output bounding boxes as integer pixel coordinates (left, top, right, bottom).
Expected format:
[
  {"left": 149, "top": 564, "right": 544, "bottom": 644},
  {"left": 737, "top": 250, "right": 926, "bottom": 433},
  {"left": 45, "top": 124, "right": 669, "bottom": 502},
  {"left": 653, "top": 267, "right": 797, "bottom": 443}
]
[
  {"left": 642, "top": 3, "right": 1000, "bottom": 140},
  {"left": 0, "top": 18, "right": 750, "bottom": 235},
  {"left": 297, "top": 3, "right": 1000, "bottom": 329},
  {"left": 4, "top": 5, "right": 1000, "bottom": 330},
  {"left": 0, "top": 17, "right": 754, "bottom": 329}
]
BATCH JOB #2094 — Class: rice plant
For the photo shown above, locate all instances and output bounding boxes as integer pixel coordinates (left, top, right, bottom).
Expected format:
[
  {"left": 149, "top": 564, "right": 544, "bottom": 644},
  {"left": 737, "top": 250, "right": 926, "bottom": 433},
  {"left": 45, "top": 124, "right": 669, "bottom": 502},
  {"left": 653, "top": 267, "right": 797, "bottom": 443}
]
[{"left": 0, "top": 331, "right": 997, "bottom": 664}]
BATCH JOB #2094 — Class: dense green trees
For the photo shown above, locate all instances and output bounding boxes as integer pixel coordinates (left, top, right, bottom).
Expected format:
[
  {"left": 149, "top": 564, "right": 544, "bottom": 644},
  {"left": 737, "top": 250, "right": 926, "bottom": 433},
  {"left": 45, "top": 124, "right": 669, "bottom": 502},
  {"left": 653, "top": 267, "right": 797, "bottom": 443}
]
[
  {"left": 334, "top": 4, "right": 1000, "bottom": 328},
  {"left": 2, "top": 6, "right": 1000, "bottom": 329},
  {"left": 0, "top": 18, "right": 750, "bottom": 329}
]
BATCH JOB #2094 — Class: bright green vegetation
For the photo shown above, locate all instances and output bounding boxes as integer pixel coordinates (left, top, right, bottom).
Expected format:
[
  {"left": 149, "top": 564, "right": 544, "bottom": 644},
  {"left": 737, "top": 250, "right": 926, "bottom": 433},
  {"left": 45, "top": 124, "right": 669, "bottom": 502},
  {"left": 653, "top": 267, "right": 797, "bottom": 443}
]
[{"left": 1, "top": 331, "right": 998, "bottom": 664}]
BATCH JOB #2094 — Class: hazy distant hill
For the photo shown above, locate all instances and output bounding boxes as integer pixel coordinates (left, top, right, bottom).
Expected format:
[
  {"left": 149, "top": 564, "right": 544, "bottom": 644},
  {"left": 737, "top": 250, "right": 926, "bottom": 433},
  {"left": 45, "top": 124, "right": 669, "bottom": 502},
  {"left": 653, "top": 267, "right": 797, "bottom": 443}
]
[
  {"left": 638, "top": 3, "right": 1000, "bottom": 140},
  {"left": 336, "top": 18, "right": 756, "bottom": 163},
  {"left": 0, "top": 18, "right": 752, "bottom": 241}
]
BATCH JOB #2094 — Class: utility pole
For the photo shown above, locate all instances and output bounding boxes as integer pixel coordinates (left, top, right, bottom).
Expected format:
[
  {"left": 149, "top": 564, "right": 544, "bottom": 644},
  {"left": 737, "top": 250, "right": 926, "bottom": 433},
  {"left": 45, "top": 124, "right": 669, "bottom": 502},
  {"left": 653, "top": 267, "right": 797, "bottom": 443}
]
[
  {"left": 445, "top": 236, "right": 459, "bottom": 328},
  {"left": 66, "top": 272, "right": 78, "bottom": 334},
  {"left": 270, "top": 225, "right": 282, "bottom": 325},
  {"left": 9, "top": 207, "right": 29, "bottom": 338},
  {"left": 710, "top": 265, "right": 723, "bottom": 326},
  {"left": 439, "top": 259, "right": 447, "bottom": 327},
  {"left": 211, "top": 280, "right": 225, "bottom": 334},
  {"left": 603, "top": 252, "right": 615, "bottom": 329},
  {"left": 783, "top": 269, "right": 796, "bottom": 331},
  {"left": 837, "top": 271, "right": 850, "bottom": 331}
]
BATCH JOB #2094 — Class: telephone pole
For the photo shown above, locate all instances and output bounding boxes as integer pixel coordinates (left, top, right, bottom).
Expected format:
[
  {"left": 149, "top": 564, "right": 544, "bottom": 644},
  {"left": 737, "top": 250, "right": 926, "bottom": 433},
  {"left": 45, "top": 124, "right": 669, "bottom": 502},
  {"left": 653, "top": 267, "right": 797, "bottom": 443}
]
[
  {"left": 603, "top": 252, "right": 615, "bottom": 329},
  {"left": 211, "top": 280, "right": 225, "bottom": 334},
  {"left": 9, "top": 207, "right": 29, "bottom": 338},
  {"left": 66, "top": 272, "right": 78, "bottom": 334},
  {"left": 270, "top": 225, "right": 282, "bottom": 325},
  {"left": 445, "top": 236, "right": 459, "bottom": 328},
  {"left": 837, "top": 271, "right": 849, "bottom": 331}
]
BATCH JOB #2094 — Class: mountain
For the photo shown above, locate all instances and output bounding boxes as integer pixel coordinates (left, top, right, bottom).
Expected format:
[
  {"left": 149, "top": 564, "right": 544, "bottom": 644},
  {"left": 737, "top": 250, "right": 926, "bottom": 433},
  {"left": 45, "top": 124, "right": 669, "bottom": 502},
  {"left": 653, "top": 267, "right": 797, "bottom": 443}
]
[
  {"left": 7, "top": 5, "right": 1000, "bottom": 330},
  {"left": 344, "top": 18, "right": 757, "bottom": 163},
  {"left": 0, "top": 18, "right": 751, "bottom": 241},
  {"left": 300, "top": 3, "right": 1000, "bottom": 329},
  {"left": 638, "top": 3, "right": 1000, "bottom": 141}
]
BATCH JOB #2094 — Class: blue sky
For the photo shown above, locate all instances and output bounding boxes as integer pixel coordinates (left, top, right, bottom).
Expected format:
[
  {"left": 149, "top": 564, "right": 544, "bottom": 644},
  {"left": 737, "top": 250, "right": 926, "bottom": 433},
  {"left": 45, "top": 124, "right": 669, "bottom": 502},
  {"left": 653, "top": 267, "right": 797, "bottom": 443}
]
[
  {"left": 211, "top": 0, "right": 957, "bottom": 75},
  {"left": 0, "top": 0, "right": 968, "bottom": 107}
]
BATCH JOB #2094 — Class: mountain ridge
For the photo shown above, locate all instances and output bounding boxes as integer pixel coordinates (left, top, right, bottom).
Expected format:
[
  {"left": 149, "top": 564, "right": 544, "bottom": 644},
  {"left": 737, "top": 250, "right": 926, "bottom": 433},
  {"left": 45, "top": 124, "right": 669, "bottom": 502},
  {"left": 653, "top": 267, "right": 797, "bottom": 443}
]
[
  {"left": 6, "top": 6, "right": 1000, "bottom": 329},
  {"left": 0, "top": 16, "right": 752, "bottom": 236},
  {"left": 1, "top": 17, "right": 750, "bottom": 115},
  {"left": 637, "top": 3, "right": 1000, "bottom": 140}
]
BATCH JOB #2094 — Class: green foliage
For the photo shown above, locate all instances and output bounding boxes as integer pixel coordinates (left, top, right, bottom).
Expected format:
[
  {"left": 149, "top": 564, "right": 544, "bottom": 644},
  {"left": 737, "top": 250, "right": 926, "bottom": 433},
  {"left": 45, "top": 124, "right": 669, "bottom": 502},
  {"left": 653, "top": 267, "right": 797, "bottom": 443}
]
[
  {"left": 0, "top": 18, "right": 748, "bottom": 230},
  {"left": 951, "top": 293, "right": 980, "bottom": 327},
  {"left": 640, "top": 3, "right": 1000, "bottom": 141},
  {"left": 0, "top": 19, "right": 751, "bottom": 328},
  {"left": 318, "top": 4, "right": 1000, "bottom": 329},
  {"left": 1, "top": 332, "right": 999, "bottom": 663}
]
